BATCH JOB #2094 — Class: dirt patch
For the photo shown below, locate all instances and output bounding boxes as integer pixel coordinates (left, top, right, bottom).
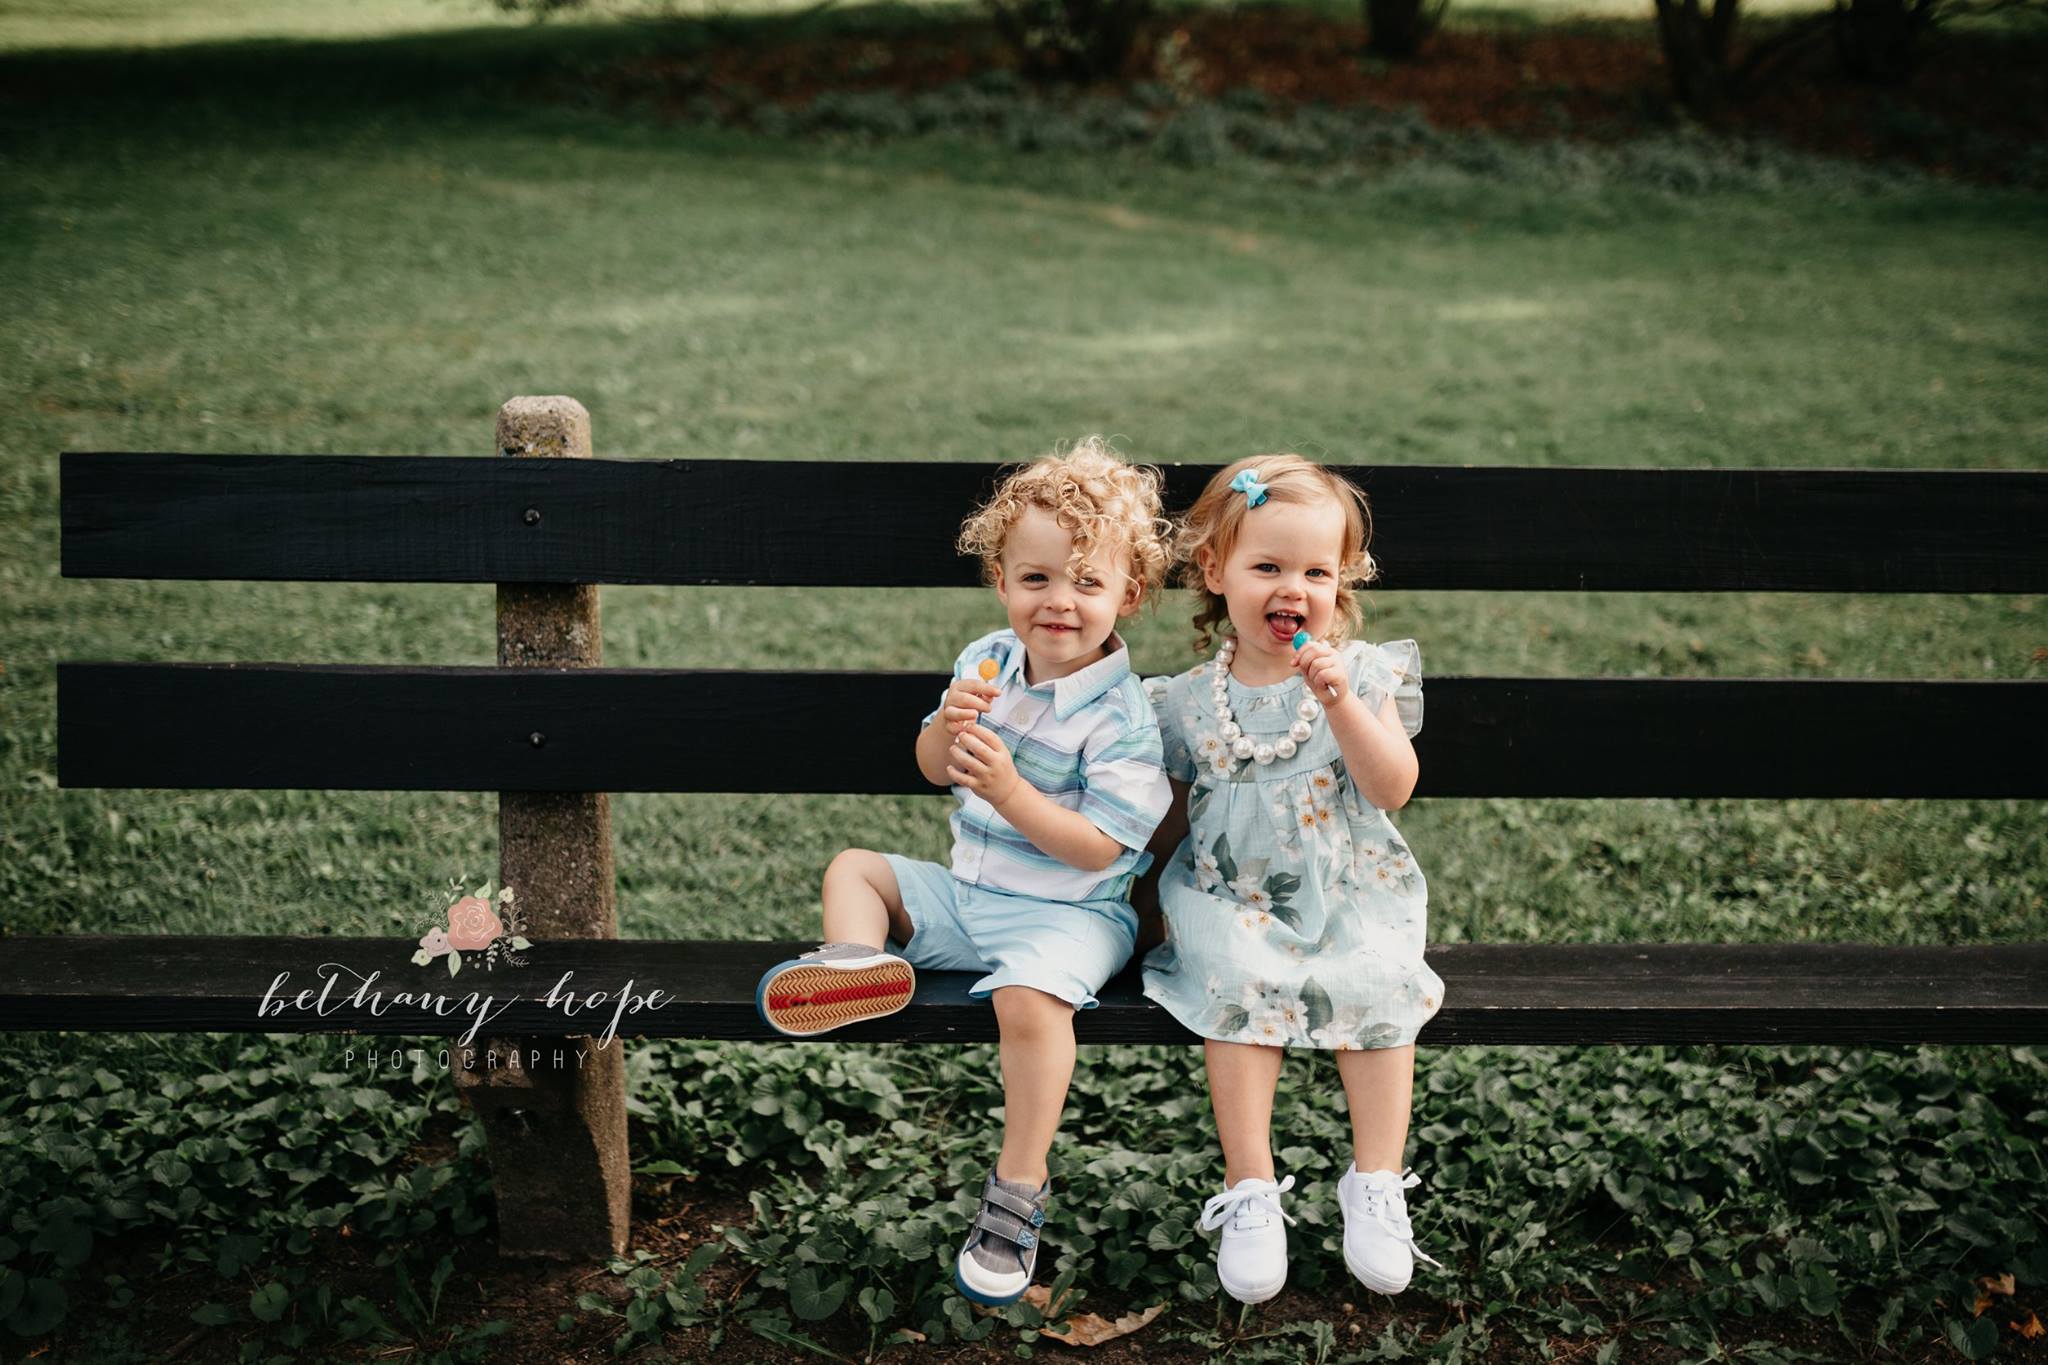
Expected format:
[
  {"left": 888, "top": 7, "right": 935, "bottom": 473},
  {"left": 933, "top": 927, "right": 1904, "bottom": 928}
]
[{"left": 608, "top": 7, "right": 2047, "bottom": 184}]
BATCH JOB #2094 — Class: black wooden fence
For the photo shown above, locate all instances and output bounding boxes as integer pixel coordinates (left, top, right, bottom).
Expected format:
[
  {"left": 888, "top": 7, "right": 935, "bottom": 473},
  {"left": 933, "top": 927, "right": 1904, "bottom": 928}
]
[{"left": 10, "top": 405, "right": 2044, "bottom": 1257}]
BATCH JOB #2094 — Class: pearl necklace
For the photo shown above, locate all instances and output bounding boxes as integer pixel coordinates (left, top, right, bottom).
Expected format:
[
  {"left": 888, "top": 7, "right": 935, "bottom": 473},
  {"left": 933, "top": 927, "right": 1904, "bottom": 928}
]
[{"left": 1212, "top": 635, "right": 1322, "bottom": 768}]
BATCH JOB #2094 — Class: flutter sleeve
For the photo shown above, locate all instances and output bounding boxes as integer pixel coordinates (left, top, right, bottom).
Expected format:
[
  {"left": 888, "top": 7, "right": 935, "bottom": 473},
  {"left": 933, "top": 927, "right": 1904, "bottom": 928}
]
[
  {"left": 1141, "top": 674, "right": 1197, "bottom": 784},
  {"left": 1350, "top": 638, "right": 1424, "bottom": 739}
]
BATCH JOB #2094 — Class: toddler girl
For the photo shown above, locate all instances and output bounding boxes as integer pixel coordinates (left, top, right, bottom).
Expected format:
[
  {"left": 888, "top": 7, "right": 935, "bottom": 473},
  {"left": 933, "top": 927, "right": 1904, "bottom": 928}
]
[
  {"left": 757, "top": 438, "right": 1176, "bottom": 1308},
  {"left": 1140, "top": 454, "right": 1447, "bottom": 1305}
]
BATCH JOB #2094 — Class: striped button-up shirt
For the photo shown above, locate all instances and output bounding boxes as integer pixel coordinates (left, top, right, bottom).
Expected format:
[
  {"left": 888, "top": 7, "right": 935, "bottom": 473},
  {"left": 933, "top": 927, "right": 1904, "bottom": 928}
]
[{"left": 921, "top": 628, "right": 1173, "bottom": 904}]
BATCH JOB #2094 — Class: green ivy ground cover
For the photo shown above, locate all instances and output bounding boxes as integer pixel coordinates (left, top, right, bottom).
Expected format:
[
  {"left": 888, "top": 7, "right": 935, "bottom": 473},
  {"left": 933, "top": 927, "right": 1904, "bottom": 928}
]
[{"left": 3, "top": 1033, "right": 2043, "bottom": 1359}]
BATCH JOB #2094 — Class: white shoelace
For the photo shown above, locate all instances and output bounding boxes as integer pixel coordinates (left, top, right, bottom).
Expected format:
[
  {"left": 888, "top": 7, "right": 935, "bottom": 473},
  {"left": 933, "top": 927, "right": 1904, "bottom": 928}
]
[
  {"left": 1199, "top": 1175, "right": 1299, "bottom": 1233},
  {"left": 1350, "top": 1169, "right": 1445, "bottom": 1269}
]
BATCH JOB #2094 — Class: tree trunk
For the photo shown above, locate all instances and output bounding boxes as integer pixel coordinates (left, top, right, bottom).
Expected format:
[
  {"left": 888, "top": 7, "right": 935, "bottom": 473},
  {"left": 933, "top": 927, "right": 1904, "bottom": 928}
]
[
  {"left": 1367, "top": 0, "right": 1432, "bottom": 58},
  {"left": 1651, "top": 0, "right": 1745, "bottom": 109},
  {"left": 1834, "top": 0, "right": 1925, "bottom": 81}
]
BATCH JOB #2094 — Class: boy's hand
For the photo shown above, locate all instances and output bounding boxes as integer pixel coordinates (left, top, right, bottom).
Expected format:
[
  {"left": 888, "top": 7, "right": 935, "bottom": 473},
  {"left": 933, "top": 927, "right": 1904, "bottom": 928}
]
[
  {"left": 941, "top": 678, "right": 1001, "bottom": 734},
  {"left": 947, "top": 726, "right": 1021, "bottom": 807},
  {"left": 1294, "top": 640, "right": 1358, "bottom": 710}
]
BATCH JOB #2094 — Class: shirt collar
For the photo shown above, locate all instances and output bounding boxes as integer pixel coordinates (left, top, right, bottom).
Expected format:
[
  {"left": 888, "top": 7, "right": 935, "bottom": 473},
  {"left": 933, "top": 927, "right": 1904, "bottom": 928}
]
[
  {"left": 1013, "top": 630, "right": 1133, "bottom": 721},
  {"left": 988, "top": 639, "right": 1030, "bottom": 691}
]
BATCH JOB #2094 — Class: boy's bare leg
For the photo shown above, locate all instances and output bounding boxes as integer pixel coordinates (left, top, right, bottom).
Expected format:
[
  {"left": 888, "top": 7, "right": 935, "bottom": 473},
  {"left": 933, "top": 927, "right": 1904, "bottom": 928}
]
[
  {"left": 819, "top": 849, "right": 914, "bottom": 948},
  {"left": 1334, "top": 1044, "right": 1416, "bottom": 1174},
  {"left": 991, "top": 986, "right": 1076, "bottom": 1186},
  {"left": 1205, "top": 1040, "right": 1285, "bottom": 1186}
]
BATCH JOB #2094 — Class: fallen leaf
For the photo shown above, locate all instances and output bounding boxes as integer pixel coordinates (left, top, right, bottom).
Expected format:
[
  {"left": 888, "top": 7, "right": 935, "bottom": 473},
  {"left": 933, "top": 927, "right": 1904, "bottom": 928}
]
[
  {"left": 2012, "top": 1312, "right": 2042, "bottom": 1341},
  {"left": 1974, "top": 1272, "right": 2017, "bottom": 1314},
  {"left": 980, "top": 1287, "right": 1166, "bottom": 1347},
  {"left": 889, "top": 1328, "right": 927, "bottom": 1345},
  {"left": 1039, "top": 1303, "right": 1165, "bottom": 1348}
]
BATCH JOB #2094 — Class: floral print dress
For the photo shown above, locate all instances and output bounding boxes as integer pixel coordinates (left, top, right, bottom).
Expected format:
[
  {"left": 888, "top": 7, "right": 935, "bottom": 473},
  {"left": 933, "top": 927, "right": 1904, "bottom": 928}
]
[{"left": 1139, "top": 639, "right": 1445, "bottom": 1051}]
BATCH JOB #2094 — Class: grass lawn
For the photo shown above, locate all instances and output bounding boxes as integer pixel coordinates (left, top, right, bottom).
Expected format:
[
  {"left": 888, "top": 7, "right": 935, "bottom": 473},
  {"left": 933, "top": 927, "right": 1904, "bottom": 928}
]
[{"left": 0, "top": 4, "right": 2043, "bottom": 1361}]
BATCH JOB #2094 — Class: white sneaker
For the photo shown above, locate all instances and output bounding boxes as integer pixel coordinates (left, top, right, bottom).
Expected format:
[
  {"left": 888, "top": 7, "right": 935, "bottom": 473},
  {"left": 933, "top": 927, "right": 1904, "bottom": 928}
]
[
  {"left": 1337, "top": 1166, "right": 1445, "bottom": 1295},
  {"left": 1198, "top": 1174, "right": 1296, "bottom": 1305}
]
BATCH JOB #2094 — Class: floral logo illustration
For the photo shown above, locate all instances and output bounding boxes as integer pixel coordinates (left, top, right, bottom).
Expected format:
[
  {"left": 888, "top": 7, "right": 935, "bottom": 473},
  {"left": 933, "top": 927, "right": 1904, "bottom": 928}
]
[{"left": 412, "top": 876, "right": 532, "bottom": 977}]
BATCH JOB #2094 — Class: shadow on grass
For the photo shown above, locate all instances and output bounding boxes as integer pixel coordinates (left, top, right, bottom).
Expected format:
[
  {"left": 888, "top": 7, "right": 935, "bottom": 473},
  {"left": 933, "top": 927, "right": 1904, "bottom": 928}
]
[
  {"left": 0, "top": 5, "right": 964, "bottom": 121},
  {"left": 0, "top": 0, "right": 1716, "bottom": 114},
  {"left": 0, "top": 18, "right": 672, "bottom": 107}
]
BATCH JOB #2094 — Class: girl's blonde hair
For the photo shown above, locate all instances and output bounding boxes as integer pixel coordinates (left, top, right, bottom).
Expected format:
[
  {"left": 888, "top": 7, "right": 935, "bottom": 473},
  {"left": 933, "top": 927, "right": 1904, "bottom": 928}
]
[
  {"left": 957, "top": 436, "right": 1174, "bottom": 604},
  {"left": 1177, "top": 453, "right": 1379, "bottom": 653}
]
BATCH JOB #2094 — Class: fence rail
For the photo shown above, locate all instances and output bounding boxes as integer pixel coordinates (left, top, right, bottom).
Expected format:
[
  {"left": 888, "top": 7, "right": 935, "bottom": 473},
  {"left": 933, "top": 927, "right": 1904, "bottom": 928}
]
[
  {"left": 3, "top": 938, "right": 2044, "bottom": 1045},
  {"left": 62, "top": 454, "right": 2048, "bottom": 591}
]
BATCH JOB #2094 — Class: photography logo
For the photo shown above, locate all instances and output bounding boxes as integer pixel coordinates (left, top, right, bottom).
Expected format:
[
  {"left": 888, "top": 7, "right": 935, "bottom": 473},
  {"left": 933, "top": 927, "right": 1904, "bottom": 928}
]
[
  {"left": 411, "top": 875, "right": 532, "bottom": 977},
  {"left": 257, "top": 872, "right": 670, "bottom": 1048}
]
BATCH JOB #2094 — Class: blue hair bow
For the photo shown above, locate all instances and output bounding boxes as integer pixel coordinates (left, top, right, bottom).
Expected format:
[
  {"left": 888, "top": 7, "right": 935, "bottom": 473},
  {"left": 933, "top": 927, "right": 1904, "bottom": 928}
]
[{"left": 1229, "top": 468, "right": 1270, "bottom": 508}]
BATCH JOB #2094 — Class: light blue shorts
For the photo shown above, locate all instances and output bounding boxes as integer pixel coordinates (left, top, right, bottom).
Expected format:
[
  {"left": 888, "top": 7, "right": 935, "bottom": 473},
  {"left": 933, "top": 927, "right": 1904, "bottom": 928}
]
[{"left": 881, "top": 854, "right": 1139, "bottom": 1011}]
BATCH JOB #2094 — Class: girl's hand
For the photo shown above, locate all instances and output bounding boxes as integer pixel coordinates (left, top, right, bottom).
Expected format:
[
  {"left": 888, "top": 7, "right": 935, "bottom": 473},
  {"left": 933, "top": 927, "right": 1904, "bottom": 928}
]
[
  {"left": 1294, "top": 640, "right": 1357, "bottom": 709},
  {"left": 942, "top": 678, "right": 1001, "bottom": 734},
  {"left": 947, "top": 726, "right": 1021, "bottom": 807}
]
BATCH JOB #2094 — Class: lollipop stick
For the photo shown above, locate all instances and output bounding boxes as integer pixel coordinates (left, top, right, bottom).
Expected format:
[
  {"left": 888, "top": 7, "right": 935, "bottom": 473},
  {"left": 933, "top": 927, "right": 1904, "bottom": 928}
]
[
  {"left": 1293, "top": 632, "right": 1343, "bottom": 701},
  {"left": 957, "top": 656, "right": 1000, "bottom": 733}
]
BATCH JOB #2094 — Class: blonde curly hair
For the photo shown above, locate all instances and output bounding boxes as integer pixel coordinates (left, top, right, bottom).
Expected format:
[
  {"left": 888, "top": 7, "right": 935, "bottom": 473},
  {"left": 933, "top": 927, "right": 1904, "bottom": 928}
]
[
  {"left": 1176, "top": 453, "right": 1379, "bottom": 654},
  {"left": 957, "top": 436, "right": 1174, "bottom": 604}
]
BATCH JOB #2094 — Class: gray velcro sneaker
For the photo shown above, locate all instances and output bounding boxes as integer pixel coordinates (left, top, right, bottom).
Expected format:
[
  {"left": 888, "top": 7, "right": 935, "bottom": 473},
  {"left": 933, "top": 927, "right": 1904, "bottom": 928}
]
[{"left": 953, "top": 1169, "right": 1049, "bottom": 1306}]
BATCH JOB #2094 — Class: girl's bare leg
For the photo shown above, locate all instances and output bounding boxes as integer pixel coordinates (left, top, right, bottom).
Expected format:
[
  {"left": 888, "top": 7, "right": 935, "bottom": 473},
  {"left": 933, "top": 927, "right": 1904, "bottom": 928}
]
[
  {"left": 1334, "top": 1044, "right": 1416, "bottom": 1173},
  {"left": 1205, "top": 1039, "right": 1285, "bottom": 1185}
]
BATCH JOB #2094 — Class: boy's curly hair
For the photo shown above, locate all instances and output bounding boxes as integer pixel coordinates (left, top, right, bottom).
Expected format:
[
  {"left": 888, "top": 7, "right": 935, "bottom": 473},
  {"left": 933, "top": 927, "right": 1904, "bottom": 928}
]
[
  {"left": 1177, "top": 453, "right": 1379, "bottom": 654},
  {"left": 957, "top": 436, "right": 1174, "bottom": 603}
]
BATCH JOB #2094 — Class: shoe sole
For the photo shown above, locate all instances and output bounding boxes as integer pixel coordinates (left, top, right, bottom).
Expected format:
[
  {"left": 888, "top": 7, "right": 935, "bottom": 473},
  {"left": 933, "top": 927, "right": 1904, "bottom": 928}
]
[
  {"left": 952, "top": 1263, "right": 1028, "bottom": 1307},
  {"left": 1343, "top": 1243, "right": 1412, "bottom": 1296},
  {"left": 755, "top": 958, "right": 914, "bottom": 1036},
  {"left": 1219, "top": 1274, "right": 1285, "bottom": 1305}
]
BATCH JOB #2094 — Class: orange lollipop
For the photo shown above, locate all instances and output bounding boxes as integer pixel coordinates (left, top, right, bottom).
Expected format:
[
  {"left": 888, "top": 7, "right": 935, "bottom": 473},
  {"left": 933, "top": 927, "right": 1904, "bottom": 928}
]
[{"left": 978, "top": 658, "right": 1000, "bottom": 682}]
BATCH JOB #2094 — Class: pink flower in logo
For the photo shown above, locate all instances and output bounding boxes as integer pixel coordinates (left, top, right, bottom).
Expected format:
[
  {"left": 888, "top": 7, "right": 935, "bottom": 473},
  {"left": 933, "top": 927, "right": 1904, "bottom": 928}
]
[
  {"left": 446, "top": 896, "right": 504, "bottom": 951},
  {"left": 417, "top": 926, "right": 451, "bottom": 959}
]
